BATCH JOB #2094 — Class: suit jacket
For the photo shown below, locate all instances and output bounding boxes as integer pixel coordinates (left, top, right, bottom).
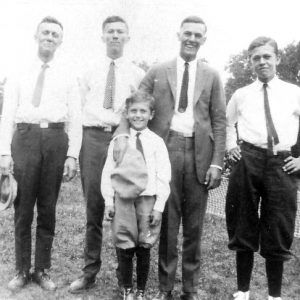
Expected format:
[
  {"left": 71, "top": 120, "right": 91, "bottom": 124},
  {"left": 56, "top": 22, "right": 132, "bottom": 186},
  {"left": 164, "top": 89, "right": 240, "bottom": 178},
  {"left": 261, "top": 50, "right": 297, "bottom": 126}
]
[{"left": 117, "top": 58, "right": 226, "bottom": 184}]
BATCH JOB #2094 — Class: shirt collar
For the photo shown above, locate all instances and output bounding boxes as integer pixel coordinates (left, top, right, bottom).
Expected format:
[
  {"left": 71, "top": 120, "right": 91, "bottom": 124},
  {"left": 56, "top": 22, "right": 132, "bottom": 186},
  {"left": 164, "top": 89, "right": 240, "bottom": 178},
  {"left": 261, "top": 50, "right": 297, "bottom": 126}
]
[
  {"left": 177, "top": 56, "right": 197, "bottom": 69},
  {"left": 105, "top": 55, "right": 125, "bottom": 68},
  {"left": 130, "top": 127, "right": 149, "bottom": 136},
  {"left": 256, "top": 76, "right": 279, "bottom": 90}
]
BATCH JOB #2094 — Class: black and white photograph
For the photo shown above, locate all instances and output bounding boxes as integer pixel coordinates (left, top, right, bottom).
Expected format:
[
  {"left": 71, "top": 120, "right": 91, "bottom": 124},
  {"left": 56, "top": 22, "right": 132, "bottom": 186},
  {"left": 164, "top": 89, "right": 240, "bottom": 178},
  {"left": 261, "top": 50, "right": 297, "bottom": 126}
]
[{"left": 0, "top": 0, "right": 299, "bottom": 299}]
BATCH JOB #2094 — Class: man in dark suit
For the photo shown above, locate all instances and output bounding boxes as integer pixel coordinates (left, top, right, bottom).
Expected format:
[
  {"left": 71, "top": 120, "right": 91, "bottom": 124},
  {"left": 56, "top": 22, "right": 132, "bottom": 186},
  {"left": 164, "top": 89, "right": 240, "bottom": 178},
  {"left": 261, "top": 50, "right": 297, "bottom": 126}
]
[{"left": 115, "top": 16, "right": 226, "bottom": 300}]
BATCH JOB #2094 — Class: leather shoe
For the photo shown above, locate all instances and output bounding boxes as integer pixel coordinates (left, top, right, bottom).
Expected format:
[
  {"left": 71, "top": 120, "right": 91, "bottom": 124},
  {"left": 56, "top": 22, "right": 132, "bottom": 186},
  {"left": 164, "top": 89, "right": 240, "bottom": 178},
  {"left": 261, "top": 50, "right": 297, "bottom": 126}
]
[
  {"left": 152, "top": 290, "right": 173, "bottom": 300},
  {"left": 136, "top": 289, "right": 146, "bottom": 300},
  {"left": 69, "top": 276, "right": 96, "bottom": 294},
  {"left": 7, "top": 271, "right": 30, "bottom": 291},
  {"left": 122, "top": 287, "right": 134, "bottom": 300},
  {"left": 180, "top": 292, "right": 200, "bottom": 300},
  {"left": 32, "top": 270, "right": 56, "bottom": 291}
]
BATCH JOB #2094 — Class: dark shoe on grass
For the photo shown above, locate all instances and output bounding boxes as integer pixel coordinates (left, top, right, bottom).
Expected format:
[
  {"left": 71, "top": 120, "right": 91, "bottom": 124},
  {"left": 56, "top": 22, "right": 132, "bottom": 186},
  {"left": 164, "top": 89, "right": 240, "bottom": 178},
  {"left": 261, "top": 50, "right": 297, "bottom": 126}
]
[
  {"left": 136, "top": 289, "right": 146, "bottom": 300},
  {"left": 32, "top": 270, "right": 56, "bottom": 291},
  {"left": 69, "top": 275, "right": 96, "bottom": 294},
  {"left": 7, "top": 271, "right": 30, "bottom": 291},
  {"left": 122, "top": 287, "right": 134, "bottom": 300},
  {"left": 180, "top": 292, "right": 200, "bottom": 300},
  {"left": 152, "top": 290, "right": 173, "bottom": 300}
]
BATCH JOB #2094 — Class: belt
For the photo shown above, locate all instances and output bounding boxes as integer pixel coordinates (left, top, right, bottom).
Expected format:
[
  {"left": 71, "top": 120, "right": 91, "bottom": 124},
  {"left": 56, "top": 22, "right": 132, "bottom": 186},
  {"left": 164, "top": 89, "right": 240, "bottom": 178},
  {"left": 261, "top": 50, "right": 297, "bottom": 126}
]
[
  {"left": 83, "top": 125, "right": 117, "bottom": 133},
  {"left": 169, "top": 129, "right": 195, "bottom": 138},
  {"left": 241, "top": 141, "right": 291, "bottom": 158},
  {"left": 17, "top": 122, "right": 65, "bottom": 129}
]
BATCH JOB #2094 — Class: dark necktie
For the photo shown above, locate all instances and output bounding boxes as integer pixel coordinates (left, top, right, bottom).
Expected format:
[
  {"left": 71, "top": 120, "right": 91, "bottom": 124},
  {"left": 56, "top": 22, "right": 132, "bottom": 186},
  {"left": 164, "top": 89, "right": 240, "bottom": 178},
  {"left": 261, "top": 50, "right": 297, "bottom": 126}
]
[
  {"left": 103, "top": 61, "right": 115, "bottom": 109},
  {"left": 263, "top": 83, "right": 279, "bottom": 150},
  {"left": 32, "top": 63, "right": 49, "bottom": 107},
  {"left": 178, "top": 62, "right": 189, "bottom": 113},
  {"left": 136, "top": 132, "right": 145, "bottom": 160}
]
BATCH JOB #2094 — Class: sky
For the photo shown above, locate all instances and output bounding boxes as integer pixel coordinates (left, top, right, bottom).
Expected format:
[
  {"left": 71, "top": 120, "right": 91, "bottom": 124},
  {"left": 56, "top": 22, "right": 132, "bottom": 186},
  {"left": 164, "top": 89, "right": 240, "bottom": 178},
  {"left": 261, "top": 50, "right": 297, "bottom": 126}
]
[{"left": 0, "top": 0, "right": 300, "bottom": 82}]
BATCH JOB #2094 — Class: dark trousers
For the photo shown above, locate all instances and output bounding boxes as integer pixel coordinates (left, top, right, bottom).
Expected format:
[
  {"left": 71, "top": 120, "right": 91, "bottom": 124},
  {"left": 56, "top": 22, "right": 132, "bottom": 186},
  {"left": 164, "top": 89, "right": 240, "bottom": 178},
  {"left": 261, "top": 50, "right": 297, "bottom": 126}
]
[
  {"left": 80, "top": 127, "right": 112, "bottom": 278},
  {"left": 158, "top": 133, "right": 208, "bottom": 292},
  {"left": 226, "top": 142, "right": 297, "bottom": 261},
  {"left": 11, "top": 125, "right": 68, "bottom": 271}
]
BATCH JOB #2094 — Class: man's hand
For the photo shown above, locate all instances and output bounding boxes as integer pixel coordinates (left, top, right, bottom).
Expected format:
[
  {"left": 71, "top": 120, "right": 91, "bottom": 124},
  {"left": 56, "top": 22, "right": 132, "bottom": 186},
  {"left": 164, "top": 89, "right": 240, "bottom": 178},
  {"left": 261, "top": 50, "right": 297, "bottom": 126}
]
[
  {"left": 113, "top": 136, "right": 128, "bottom": 164},
  {"left": 0, "top": 155, "right": 13, "bottom": 175},
  {"left": 228, "top": 145, "right": 242, "bottom": 162},
  {"left": 283, "top": 156, "right": 300, "bottom": 174},
  {"left": 150, "top": 209, "right": 162, "bottom": 227},
  {"left": 205, "top": 167, "right": 222, "bottom": 190},
  {"left": 105, "top": 205, "right": 115, "bottom": 221},
  {"left": 63, "top": 157, "right": 77, "bottom": 182}
]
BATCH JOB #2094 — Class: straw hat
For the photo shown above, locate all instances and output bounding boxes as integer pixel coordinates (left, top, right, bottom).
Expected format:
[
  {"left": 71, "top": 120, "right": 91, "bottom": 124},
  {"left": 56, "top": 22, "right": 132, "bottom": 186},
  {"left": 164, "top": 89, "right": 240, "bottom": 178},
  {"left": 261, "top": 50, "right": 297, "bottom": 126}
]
[
  {"left": 111, "top": 147, "right": 148, "bottom": 199},
  {"left": 0, "top": 174, "right": 17, "bottom": 211}
]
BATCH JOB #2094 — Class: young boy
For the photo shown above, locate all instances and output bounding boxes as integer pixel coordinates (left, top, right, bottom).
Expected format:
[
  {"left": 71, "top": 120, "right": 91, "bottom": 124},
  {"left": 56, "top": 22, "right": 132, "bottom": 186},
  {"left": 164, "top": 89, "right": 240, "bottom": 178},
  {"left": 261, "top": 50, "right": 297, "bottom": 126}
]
[{"left": 101, "top": 91, "right": 171, "bottom": 300}]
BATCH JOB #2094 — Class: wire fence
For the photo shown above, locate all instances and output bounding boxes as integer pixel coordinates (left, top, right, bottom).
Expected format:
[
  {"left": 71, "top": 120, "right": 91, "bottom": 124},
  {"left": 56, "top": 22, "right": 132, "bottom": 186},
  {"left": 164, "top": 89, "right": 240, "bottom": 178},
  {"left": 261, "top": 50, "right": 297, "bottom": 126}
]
[{"left": 207, "top": 177, "right": 300, "bottom": 238}]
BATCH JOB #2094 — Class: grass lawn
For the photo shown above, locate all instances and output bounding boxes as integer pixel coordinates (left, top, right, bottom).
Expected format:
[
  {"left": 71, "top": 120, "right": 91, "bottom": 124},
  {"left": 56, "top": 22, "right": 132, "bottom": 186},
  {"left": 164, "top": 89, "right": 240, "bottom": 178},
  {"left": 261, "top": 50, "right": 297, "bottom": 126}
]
[{"left": 0, "top": 176, "right": 299, "bottom": 300}]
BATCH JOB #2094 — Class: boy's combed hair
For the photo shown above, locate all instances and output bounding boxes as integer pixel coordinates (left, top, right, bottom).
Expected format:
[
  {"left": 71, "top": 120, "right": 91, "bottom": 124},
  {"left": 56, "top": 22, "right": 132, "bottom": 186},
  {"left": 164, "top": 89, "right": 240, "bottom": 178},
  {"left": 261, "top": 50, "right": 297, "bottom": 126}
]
[
  {"left": 125, "top": 91, "right": 155, "bottom": 112},
  {"left": 248, "top": 36, "right": 279, "bottom": 56}
]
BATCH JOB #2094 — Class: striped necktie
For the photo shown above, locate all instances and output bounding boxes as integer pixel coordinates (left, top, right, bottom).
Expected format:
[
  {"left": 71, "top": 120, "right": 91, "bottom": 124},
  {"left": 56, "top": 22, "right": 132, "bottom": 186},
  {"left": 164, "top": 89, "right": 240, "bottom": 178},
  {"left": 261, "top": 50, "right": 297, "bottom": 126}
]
[{"left": 103, "top": 61, "right": 115, "bottom": 109}]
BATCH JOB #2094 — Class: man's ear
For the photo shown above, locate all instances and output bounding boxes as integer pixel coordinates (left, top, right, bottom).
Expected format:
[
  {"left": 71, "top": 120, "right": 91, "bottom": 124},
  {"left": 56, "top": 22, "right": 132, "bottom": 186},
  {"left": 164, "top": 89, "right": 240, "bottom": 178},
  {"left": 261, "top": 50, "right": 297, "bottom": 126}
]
[
  {"left": 200, "top": 36, "right": 207, "bottom": 46},
  {"left": 276, "top": 54, "right": 281, "bottom": 65},
  {"left": 150, "top": 110, "right": 155, "bottom": 120}
]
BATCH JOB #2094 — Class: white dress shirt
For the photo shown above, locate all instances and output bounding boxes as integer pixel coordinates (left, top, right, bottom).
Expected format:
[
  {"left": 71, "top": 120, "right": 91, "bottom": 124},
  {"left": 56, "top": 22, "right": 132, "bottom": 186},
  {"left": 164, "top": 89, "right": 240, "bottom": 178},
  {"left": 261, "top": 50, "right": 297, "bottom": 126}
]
[
  {"left": 170, "top": 56, "right": 197, "bottom": 135},
  {"left": 0, "top": 55, "right": 82, "bottom": 158},
  {"left": 227, "top": 77, "right": 300, "bottom": 151},
  {"left": 80, "top": 56, "right": 145, "bottom": 127},
  {"left": 101, "top": 127, "right": 171, "bottom": 212}
]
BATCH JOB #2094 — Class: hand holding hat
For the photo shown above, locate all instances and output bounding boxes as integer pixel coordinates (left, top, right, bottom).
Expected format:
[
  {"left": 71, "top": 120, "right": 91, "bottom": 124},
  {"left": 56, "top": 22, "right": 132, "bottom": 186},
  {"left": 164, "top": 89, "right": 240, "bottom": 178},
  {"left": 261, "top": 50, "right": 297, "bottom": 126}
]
[
  {"left": 111, "top": 146, "right": 148, "bottom": 199},
  {"left": 0, "top": 173, "right": 17, "bottom": 211}
]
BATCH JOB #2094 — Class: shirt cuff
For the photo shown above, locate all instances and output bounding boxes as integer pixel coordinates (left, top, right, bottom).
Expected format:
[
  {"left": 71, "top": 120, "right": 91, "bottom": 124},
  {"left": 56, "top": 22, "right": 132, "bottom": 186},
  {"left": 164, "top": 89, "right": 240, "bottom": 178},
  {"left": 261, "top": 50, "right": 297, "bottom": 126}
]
[
  {"left": 153, "top": 198, "right": 166, "bottom": 213},
  {"left": 67, "top": 149, "right": 79, "bottom": 160},
  {"left": 210, "top": 164, "right": 223, "bottom": 171}
]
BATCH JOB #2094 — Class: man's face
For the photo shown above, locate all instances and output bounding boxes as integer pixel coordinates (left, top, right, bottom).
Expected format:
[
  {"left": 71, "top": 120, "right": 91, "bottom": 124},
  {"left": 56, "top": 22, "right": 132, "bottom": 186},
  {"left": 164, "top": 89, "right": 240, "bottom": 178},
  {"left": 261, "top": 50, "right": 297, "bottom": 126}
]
[
  {"left": 102, "top": 22, "right": 130, "bottom": 57},
  {"left": 177, "top": 22, "right": 206, "bottom": 62},
  {"left": 249, "top": 44, "right": 280, "bottom": 83},
  {"left": 35, "top": 22, "right": 63, "bottom": 56},
  {"left": 126, "top": 102, "right": 154, "bottom": 131}
]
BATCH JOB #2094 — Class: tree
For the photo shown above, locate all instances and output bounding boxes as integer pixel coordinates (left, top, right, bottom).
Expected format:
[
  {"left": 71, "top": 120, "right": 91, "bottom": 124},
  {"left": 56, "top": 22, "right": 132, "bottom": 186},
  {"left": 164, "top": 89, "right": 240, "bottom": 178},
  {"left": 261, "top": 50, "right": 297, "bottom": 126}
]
[
  {"left": 277, "top": 42, "right": 300, "bottom": 86},
  {"left": 224, "top": 50, "right": 254, "bottom": 101},
  {"left": 224, "top": 41, "right": 300, "bottom": 101}
]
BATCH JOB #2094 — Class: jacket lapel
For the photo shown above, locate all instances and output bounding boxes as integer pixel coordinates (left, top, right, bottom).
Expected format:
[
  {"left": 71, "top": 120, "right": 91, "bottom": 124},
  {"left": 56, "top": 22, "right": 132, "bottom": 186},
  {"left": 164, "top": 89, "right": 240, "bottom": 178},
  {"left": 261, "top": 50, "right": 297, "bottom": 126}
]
[
  {"left": 193, "top": 60, "right": 207, "bottom": 104},
  {"left": 166, "top": 59, "right": 177, "bottom": 101}
]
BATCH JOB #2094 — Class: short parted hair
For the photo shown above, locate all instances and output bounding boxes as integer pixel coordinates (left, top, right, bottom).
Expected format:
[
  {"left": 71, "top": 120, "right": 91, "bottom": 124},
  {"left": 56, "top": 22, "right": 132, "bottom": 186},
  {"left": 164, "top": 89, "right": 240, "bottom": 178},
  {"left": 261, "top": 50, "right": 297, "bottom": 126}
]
[
  {"left": 248, "top": 36, "right": 279, "bottom": 56},
  {"left": 102, "top": 16, "right": 128, "bottom": 31},
  {"left": 181, "top": 16, "right": 207, "bottom": 33},
  {"left": 125, "top": 91, "right": 155, "bottom": 112},
  {"left": 38, "top": 16, "right": 63, "bottom": 31}
]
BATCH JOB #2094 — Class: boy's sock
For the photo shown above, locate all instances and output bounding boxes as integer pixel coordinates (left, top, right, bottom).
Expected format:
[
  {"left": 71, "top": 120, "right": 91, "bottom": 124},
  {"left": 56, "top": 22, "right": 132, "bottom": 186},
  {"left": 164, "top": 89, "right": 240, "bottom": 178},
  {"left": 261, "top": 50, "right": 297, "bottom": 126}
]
[
  {"left": 117, "top": 247, "right": 135, "bottom": 288},
  {"left": 236, "top": 251, "right": 254, "bottom": 292},
  {"left": 266, "top": 259, "right": 283, "bottom": 297},
  {"left": 136, "top": 246, "right": 150, "bottom": 290}
]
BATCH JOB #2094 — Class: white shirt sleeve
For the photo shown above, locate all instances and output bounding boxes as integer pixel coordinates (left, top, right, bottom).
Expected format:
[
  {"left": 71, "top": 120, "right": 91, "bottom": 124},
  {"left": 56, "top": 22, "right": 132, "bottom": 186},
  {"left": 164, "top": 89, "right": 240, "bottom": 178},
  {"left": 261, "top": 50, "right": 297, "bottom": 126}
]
[
  {"left": 66, "top": 79, "right": 82, "bottom": 159},
  {"left": 0, "top": 77, "right": 19, "bottom": 155},
  {"left": 101, "top": 142, "right": 115, "bottom": 207},
  {"left": 153, "top": 138, "right": 171, "bottom": 212},
  {"left": 226, "top": 91, "right": 239, "bottom": 151}
]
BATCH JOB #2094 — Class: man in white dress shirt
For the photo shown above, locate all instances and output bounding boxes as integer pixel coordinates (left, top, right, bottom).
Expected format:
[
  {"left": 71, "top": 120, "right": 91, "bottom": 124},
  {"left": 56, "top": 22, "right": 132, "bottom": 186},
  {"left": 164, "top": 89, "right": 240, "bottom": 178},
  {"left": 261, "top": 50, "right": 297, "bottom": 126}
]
[
  {"left": 69, "top": 16, "right": 145, "bottom": 293},
  {"left": 0, "top": 16, "right": 82, "bottom": 291},
  {"left": 226, "top": 36, "right": 300, "bottom": 300}
]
